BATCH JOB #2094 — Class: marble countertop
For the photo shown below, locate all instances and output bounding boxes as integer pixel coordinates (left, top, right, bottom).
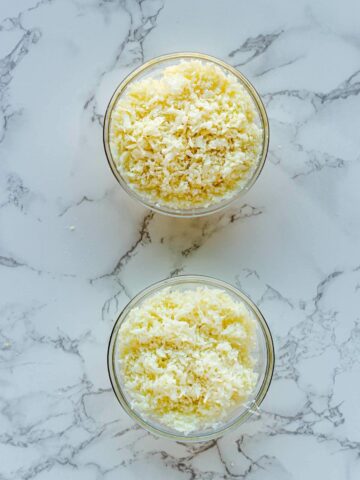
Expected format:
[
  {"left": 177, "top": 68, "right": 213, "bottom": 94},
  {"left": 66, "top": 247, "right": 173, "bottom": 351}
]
[{"left": 1, "top": 0, "right": 360, "bottom": 478}]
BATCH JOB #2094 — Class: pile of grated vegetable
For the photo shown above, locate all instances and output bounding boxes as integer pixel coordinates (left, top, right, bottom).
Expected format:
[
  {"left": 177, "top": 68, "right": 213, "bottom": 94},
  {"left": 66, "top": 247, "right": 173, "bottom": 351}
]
[
  {"left": 109, "top": 60, "right": 263, "bottom": 209},
  {"left": 117, "top": 287, "right": 258, "bottom": 433}
]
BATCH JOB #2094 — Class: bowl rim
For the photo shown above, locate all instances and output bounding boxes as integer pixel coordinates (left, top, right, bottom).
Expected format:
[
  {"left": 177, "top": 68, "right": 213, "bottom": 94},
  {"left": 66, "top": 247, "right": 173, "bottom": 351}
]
[
  {"left": 107, "top": 274, "right": 275, "bottom": 442},
  {"left": 103, "top": 52, "right": 270, "bottom": 218}
]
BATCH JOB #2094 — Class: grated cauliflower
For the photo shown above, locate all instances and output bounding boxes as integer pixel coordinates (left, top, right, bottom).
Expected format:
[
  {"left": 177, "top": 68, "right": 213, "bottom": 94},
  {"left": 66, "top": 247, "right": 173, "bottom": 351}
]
[
  {"left": 109, "top": 60, "right": 263, "bottom": 209},
  {"left": 117, "top": 287, "right": 258, "bottom": 433}
]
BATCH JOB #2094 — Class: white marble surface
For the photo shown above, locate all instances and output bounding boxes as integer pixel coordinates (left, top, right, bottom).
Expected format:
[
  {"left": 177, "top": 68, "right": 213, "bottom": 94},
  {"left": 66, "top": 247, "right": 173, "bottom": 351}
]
[{"left": 1, "top": 0, "right": 360, "bottom": 478}]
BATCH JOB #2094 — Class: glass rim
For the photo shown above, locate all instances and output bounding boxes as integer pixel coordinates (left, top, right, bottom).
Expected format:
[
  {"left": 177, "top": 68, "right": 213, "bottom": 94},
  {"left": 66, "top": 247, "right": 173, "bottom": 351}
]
[
  {"left": 107, "top": 274, "right": 275, "bottom": 442},
  {"left": 103, "top": 52, "right": 270, "bottom": 218}
]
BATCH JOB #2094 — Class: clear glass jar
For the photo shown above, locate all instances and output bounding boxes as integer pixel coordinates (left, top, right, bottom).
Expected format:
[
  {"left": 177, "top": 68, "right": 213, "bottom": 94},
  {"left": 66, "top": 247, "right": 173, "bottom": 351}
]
[
  {"left": 107, "top": 275, "right": 274, "bottom": 442},
  {"left": 103, "top": 53, "right": 269, "bottom": 218}
]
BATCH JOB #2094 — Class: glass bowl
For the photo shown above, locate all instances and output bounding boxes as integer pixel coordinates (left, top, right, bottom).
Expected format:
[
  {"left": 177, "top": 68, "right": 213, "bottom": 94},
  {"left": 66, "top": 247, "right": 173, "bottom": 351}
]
[
  {"left": 107, "top": 275, "right": 274, "bottom": 442},
  {"left": 103, "top": 53, "right": 269, "bottom": 218}
]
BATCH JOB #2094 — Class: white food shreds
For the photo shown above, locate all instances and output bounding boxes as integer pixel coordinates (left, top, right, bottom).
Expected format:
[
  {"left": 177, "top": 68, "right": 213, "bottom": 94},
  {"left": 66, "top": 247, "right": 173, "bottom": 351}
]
[
  {"left": 109, "top": 60, "right": 263, "bottom": 209},
  {"left": 117, "top": 287, "right": 258, "bottom": 433}
]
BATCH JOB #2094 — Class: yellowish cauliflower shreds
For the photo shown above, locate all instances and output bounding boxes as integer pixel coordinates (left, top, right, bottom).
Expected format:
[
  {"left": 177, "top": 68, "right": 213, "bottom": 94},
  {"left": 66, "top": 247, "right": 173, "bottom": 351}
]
[
  {"left": 118, "top": 287, "right": 258, "bottom": 433},
  {"left": 110, "top": 60, "right": 263, "bottom": 209}
]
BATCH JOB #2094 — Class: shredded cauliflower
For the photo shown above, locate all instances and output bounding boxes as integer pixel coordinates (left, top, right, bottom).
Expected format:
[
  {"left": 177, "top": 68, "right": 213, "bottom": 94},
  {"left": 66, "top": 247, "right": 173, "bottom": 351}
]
[
  {"left": 117, "top": 287, "right": 258, "bottom": 433},
  {"left": 109, "top": 60, "right": 263, "bottom": 209}
]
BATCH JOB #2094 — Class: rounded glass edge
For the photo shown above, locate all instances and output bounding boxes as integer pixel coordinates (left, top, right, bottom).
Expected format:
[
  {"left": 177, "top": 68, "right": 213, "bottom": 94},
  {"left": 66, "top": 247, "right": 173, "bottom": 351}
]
[
  {"left": 103, "top": 52, "right": 270, "bottom": 218},
  {"left": 107, "top": 274, "right": 275, "bottom": 442}
]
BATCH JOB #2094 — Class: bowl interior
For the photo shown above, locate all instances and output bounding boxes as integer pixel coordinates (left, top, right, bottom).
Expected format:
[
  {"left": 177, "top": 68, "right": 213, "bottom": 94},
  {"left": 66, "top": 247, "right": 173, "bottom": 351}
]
[
  {"left": 108, "top": 276, "right": 274, "bottom": 441},
  {"left": 103, "top": 53, "right": 269, "bottom": 218}
]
